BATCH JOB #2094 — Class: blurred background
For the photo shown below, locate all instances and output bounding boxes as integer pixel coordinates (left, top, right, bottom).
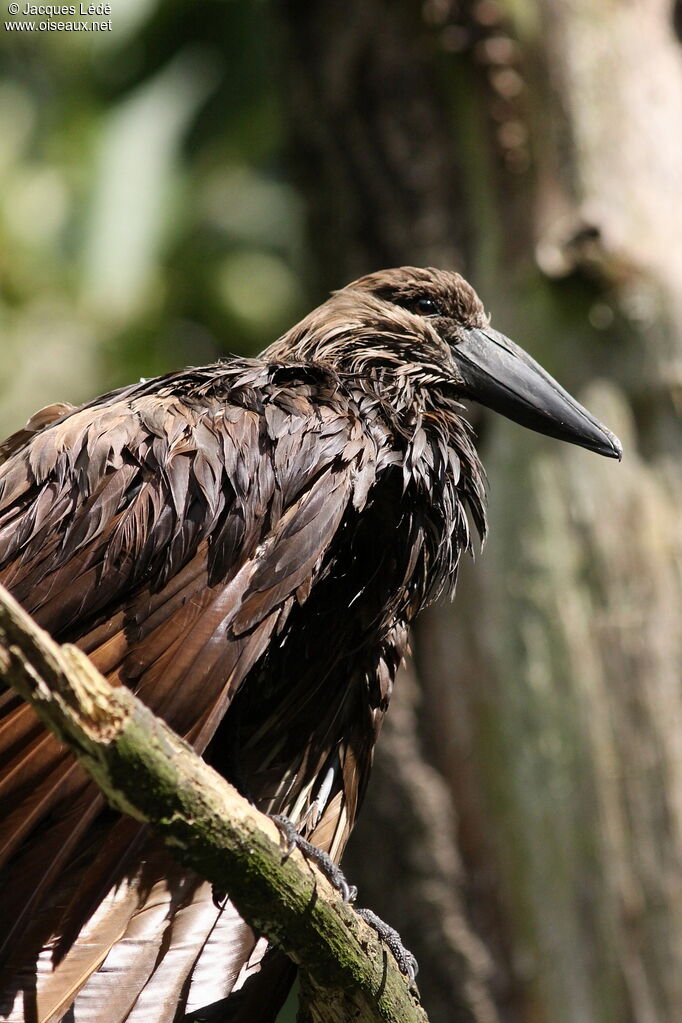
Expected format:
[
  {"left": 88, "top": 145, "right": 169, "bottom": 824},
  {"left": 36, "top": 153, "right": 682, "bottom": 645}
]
[{"left": 1, "top": 2, "right": 681, "bottom": 1022}]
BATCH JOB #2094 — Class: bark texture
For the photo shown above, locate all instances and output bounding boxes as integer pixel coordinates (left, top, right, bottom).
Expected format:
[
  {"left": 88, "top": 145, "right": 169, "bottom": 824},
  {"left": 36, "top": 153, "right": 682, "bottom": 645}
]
[{"left": 277, "top": 2, "right": 682, "bottom": 1022}]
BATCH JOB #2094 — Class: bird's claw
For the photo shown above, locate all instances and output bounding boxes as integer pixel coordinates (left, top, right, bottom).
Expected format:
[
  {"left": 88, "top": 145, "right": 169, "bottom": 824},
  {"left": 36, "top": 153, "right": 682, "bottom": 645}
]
[
  {"left": 356, "top": 907, "right": 419, "bottom": 984},
  {"left": 271, "top": 814, "right": 357, "bottom": 903}
]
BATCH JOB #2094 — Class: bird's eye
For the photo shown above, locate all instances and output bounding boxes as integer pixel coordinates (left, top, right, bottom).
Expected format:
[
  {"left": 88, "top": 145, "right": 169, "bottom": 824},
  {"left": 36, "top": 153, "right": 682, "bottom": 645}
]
[{"left": 413, "top": 297, "right": 442, "bottom": 316}]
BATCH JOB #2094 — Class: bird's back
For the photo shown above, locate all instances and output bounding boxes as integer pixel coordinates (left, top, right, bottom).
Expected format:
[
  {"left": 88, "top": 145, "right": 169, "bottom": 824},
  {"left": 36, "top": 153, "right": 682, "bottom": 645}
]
[{"left": 0, "top": 354, "right": 477, "bottom": 1022}]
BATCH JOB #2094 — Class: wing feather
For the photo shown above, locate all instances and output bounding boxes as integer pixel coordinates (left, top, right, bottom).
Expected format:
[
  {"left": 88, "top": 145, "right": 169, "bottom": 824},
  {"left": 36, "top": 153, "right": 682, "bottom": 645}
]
[{"left": 0, "top": 361, "right": 381, "bottom": 1022}]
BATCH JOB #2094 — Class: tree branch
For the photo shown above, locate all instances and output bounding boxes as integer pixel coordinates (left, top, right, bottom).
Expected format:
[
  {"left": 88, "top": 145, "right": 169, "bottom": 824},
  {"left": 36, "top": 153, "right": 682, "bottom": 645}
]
[{"left": 0, "top": 583, "right": 429, "bottom": 1023}]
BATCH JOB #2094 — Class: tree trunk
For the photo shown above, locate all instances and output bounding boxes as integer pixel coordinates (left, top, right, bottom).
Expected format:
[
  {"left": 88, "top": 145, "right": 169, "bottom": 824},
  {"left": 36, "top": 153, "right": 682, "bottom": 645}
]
[{"left": 276, "top": 2, "right": 682, "bottom": 1022}]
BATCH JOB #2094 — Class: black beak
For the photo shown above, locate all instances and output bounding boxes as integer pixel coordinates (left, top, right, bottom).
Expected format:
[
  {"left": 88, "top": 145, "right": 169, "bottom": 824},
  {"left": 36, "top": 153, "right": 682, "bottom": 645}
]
[{"left": 453, "top": 326, "right": 622, "bottom": 459}]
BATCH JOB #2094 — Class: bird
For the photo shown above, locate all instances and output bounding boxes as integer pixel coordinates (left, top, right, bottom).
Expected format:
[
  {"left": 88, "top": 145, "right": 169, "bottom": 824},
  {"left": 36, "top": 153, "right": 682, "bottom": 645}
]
[{"left": 0, "top": 266, "right": 621, "bottom": 1023}]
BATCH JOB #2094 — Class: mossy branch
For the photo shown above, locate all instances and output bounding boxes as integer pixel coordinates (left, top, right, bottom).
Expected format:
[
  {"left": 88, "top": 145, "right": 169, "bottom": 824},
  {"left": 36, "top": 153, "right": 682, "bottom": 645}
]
[{"left": 0, "top": 583, "right": 428, "bottom": 1023}]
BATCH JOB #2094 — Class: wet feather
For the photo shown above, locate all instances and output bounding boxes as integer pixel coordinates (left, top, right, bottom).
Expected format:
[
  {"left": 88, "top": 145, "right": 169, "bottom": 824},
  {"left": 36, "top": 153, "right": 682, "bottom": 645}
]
[{"left": 0, "top": 267, "right": 490, "bottom": 1023}]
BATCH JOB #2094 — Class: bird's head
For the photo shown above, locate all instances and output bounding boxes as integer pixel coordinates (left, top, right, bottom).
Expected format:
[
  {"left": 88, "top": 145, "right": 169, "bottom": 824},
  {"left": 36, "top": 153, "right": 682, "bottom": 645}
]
[
  {"left": 340, "top": 266, "right": 622, "bottom": 460},
  {"left": 270, "top": 266, "right": 621, "bottom": 460}
]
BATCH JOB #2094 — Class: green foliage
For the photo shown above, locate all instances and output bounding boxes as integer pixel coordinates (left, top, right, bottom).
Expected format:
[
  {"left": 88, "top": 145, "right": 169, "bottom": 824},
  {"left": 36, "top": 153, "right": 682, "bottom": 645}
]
[{"left": 0, "top": 0, "right": 309, "bottom": 435}]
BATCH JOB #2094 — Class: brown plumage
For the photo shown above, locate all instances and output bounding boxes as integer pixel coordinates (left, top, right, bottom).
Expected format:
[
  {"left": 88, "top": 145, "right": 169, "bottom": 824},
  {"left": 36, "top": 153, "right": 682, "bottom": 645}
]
[{"left": 0, "top": 267, "right": 621, "bottom": 1023}]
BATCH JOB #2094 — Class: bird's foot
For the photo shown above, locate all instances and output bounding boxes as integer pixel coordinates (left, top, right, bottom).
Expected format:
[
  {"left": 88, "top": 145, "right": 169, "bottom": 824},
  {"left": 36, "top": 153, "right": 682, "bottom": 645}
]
[
  {"left": 270, "top": 816, "right": 417, "bottom": 983},
  {"left": 356, "top": 907, "right": 419, "bottom": 984},
  {"left": 271, "top": 814, "right": 357, "bottom": 903}
]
